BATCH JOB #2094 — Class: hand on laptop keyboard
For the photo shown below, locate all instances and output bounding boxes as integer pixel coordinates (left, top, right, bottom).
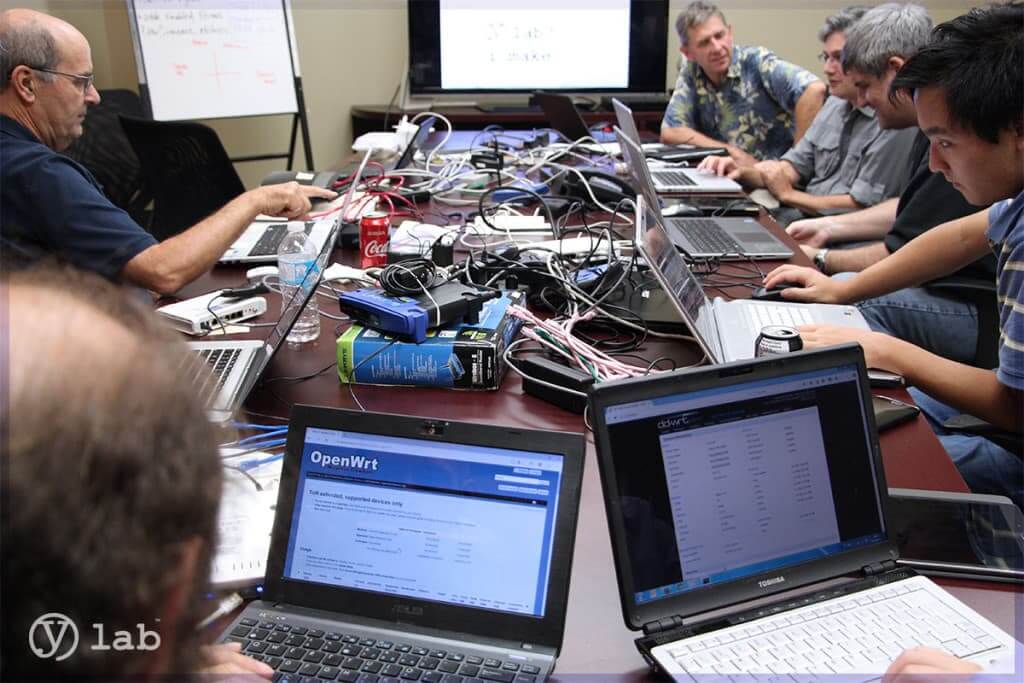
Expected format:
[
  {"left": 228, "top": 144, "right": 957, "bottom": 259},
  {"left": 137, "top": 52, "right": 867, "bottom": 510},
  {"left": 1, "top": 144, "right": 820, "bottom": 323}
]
[
  {"left": 886, "top": 647, "right": 983, "bottom": 677},
  {"left": 200, "top": 641, "right": 274, "bottom": 678}
]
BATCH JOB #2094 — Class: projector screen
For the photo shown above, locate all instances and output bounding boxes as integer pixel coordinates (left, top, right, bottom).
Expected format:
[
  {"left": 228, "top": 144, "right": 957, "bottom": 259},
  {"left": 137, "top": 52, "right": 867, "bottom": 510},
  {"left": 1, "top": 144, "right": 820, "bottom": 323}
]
[{"left": 409, "top": 0, "right": 667, "bottom": 96}]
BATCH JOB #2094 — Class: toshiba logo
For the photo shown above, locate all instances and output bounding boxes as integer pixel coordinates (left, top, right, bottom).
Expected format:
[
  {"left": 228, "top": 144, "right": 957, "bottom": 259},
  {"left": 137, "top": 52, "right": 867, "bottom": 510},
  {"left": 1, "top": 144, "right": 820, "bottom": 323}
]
[{"left": 758, "top": 576, "right": 785, "bottom": 589}]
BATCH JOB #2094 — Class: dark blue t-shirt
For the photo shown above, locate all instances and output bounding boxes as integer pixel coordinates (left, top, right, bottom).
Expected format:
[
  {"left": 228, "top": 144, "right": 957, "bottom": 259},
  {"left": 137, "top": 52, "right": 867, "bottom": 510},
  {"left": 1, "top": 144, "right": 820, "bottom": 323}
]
[{"left": 0, "top": 115, "right": 156, "bottom": 278}]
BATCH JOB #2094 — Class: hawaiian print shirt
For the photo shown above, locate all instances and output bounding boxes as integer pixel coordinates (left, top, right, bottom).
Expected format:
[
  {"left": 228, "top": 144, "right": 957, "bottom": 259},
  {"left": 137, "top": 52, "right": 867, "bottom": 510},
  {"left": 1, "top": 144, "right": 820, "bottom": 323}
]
[{"left": 662, "top": 45, "right": 819, "bottom": 160}]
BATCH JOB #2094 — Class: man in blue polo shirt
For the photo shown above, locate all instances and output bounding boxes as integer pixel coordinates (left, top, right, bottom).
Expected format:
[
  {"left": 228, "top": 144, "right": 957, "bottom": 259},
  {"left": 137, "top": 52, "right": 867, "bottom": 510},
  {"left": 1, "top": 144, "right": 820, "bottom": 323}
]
[
  {"left": 661, "top": 1, "right": 826, "bottom": 166},
  {"left": 0, "top": 9, "right": 333, "bottom": 295}
]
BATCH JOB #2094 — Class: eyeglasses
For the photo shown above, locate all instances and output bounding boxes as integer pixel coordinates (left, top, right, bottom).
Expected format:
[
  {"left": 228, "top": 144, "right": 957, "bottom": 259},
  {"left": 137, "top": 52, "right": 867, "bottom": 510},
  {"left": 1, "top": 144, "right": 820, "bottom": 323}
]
[
  {"left": 817, "top": 51, "right": 843, "bottom": 64},
  {"left": 28, "top": 66, "right": 95, "bottom": 94}
]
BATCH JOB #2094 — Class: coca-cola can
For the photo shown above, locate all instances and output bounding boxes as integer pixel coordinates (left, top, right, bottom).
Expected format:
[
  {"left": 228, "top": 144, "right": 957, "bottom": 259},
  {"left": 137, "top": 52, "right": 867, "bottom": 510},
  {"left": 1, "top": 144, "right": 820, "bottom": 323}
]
[{"left": 359, "top": 211, "right": 390, "bottom": 269}]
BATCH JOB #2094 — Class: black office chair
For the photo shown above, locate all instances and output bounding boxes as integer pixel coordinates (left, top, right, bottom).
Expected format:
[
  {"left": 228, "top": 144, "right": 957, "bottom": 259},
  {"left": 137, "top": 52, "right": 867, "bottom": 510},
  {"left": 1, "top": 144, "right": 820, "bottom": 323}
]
[
  {"left": 926, "top": 278, "right": 1000, "bottom": 370},
  {"left": 923, "top": 279, "right": 1023, "bottom": 457},
  {"left": 64, "top": 89, "right": 151, "bottom": 225},
  {"left": 119, "top": 116, "right": 246, "bottom": 241}
]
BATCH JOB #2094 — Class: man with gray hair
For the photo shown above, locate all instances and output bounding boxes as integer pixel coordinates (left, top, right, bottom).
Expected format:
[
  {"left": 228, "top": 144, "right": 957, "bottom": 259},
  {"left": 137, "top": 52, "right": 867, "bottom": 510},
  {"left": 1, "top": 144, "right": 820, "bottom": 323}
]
[
  {"left": 0, "top": 8, "right": 334, "bottom": 295},
  {"left": 777, "top": 2, "right": 991, "bottom": 366},
  {"left": 661, "top": 1, "right": 826, "bottom": 166},
  {"left": 698, "top": 6, "right": 917, "bottom": 226}
]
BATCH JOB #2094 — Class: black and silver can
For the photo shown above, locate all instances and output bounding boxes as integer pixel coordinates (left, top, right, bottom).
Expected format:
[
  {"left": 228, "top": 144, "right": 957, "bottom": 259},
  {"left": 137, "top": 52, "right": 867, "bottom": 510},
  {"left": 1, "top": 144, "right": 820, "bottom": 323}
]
[{"left": 754, "top": 325, "right": 803, "bottom": 357}]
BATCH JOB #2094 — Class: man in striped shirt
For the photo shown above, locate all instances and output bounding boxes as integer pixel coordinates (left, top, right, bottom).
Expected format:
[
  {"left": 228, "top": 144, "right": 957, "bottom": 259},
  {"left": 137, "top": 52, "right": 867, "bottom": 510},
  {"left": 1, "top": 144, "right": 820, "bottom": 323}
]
[{"left": 761, "top": 2, "right": 1023, "bottom": 506}]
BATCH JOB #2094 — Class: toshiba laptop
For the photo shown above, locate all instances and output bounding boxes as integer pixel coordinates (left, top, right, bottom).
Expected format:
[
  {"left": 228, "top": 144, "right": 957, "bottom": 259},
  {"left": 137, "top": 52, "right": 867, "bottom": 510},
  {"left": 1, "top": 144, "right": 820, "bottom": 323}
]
[
  {"left": 589, "top": 346, "right": 1018, "bottom": 680},
  {"left": 612, "top": 99, "right": 742, "bottom": 195},
  {"left": 221, "top": 150, "right": 372, "bottom": 264},
  {"left": 610, "top": 98, "right": 728, "bottom": 164},
  {"left": 188, "top": 220, "right": 335, "bottom": 423},
  {"left": 634, "top": 195, "right": 865, "bottom": 363},
  {"left": 618, "top": 129, "right": 792, "bottom": 261},
  {"left": 218, "top": 405, "right": 585, "bottom": 681}
]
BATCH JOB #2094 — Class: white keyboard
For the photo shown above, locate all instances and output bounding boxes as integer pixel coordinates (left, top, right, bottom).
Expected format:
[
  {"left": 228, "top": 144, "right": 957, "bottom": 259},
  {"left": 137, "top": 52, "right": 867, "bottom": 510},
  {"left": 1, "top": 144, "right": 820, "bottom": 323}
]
[
  {"left": 655, "top": 576, "right": 1007, "bottom": 679},
  {"left": 747, "top": 303, "right": 814, "bottom": 331}
]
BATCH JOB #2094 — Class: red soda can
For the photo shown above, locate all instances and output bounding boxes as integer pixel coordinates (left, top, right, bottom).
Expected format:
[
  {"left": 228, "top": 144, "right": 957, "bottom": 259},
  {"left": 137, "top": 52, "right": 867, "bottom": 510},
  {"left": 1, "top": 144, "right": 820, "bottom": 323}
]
[{"left": 359, "top": 211, "right": 390, "bottom": 269}]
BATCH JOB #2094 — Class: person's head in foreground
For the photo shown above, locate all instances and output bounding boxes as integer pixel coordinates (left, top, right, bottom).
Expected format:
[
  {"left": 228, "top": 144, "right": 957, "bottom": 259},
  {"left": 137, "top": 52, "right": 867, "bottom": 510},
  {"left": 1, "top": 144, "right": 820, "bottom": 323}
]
[{"left": 0, "top": 266, "right": 270, "bottom": 679}]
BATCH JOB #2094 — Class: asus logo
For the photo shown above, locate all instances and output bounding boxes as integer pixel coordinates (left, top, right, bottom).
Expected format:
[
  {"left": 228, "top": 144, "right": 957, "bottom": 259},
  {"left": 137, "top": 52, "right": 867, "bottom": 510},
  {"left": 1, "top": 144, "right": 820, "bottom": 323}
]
[
  {"left": 392, "top": 604, "right": 423, "bottom": 617},
  {"left": 758, "top": 576, "right": 785, "bottom": 588}
]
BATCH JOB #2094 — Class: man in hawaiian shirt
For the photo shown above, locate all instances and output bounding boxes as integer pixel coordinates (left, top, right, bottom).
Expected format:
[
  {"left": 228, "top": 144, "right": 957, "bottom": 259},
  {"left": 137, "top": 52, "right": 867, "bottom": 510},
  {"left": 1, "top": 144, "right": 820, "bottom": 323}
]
[{"left": 661, "top": 1, "right": 826, "bottom": 166}]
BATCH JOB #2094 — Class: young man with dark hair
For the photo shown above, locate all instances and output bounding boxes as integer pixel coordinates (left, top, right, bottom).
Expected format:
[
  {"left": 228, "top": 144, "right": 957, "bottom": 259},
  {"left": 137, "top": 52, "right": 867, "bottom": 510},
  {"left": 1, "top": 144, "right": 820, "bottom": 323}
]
[
  {"left": 0, "top": 267, "right": 273, "bottom": 679},
  {"left": 770, "top": 2, "right": 995, "bottom": 366},
  {"left": 764, "top": 2, "right": 1024, "bottom": 508}
]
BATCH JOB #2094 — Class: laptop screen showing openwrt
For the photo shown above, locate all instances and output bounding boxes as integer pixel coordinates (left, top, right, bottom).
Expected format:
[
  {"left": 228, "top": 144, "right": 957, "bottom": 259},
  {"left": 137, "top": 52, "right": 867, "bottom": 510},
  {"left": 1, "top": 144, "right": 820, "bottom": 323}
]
[
  {"left": 283, "top": 428, "right": 565, "bottom": 618},
  {"left": 602, "top": 363, "right": 887, "bottom": 606}
]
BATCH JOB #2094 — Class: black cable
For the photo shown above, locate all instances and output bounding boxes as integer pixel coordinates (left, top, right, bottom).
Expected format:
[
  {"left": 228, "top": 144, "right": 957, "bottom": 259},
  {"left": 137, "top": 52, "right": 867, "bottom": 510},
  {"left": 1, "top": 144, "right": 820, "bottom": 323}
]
[
  {"left": 377, "top": 258, "right": 444, "bottom": 296},
  {"left": 477, "top": 185, "right": 559, "bottom": 239},
  {"left": 382, "top": 76, "right": 403, "bottom": 130}
]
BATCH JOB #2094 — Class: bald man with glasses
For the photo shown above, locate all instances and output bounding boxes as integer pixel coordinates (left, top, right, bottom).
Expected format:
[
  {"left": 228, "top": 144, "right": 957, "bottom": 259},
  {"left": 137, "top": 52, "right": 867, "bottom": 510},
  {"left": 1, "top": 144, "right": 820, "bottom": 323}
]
[{"left": 0, "top": 8, "right": 333, "bottom": 295}]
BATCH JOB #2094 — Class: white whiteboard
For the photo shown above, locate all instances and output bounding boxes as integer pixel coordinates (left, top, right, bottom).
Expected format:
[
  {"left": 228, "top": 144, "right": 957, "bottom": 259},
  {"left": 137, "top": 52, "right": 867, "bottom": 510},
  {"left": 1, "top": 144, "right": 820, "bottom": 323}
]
[{"left": 127, "top": 0, "right": 299, "bottom": 121}]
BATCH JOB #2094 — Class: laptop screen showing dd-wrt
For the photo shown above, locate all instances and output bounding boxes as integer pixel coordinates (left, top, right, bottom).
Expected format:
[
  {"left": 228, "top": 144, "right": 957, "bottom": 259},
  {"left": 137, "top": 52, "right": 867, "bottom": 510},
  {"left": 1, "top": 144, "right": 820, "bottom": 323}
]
[
  {"left": 283, "top": 428, "right": 564, "bottom": 618},
  {"left": 602, "top": 363, "right": 887, "bottom": 606}
]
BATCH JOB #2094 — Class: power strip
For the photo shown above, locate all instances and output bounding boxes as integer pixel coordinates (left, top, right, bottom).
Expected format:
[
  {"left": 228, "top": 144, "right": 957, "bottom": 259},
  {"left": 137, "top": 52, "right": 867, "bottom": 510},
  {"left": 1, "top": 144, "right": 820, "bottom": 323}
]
[{"left": 470, "top": 214, "right": 551, "bottom": 234}]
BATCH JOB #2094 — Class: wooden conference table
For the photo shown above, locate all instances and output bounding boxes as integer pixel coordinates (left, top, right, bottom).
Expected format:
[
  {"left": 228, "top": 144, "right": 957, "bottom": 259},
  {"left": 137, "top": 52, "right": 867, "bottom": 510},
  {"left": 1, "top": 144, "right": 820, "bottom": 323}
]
[{"left": 182, "top": 206, "right": 1020, "bottom": 677}]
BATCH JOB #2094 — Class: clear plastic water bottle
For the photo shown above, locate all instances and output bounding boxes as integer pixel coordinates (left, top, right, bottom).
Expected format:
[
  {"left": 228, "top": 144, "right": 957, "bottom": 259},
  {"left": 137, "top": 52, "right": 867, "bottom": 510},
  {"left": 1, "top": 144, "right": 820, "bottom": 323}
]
[{"left": 277, "top": 223, "right": 320, "bottom": 343}]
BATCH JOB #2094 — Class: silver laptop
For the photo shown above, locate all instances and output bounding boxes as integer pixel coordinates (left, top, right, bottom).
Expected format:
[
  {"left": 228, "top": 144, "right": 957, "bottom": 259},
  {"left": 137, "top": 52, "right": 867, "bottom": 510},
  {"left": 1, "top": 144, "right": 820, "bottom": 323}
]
[
  {"left": 221, "top": 149, "right": 372, "bottom": 264},
  {"left": 188, "top": 217, "right": 336, "bottom": 422},
  {"left": 634, "top": 194, "right": 865, "bottom": 363},
  {"left": 217, "top": 405, "right": 585, "bottom": 681},
  {"left": 589, "top": 345, "right": 1018, "bottom": 681},
  {"left": 612, "top": 98, "right": 742, "bottom": 195},
  {"left": 618, "top": 128, "right": 792, "bottom": 260}
]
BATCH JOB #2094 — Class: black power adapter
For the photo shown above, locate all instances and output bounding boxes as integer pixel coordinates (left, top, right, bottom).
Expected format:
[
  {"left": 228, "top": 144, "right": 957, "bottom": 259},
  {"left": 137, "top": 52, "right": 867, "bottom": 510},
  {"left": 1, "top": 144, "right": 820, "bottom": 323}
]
[{"left": 519, "top": 356, "right": 595, "bottom": 414}]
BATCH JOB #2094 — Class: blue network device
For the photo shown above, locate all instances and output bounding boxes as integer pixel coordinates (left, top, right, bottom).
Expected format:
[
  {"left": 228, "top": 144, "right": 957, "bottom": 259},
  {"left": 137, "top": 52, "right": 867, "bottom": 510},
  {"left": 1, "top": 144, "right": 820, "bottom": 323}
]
[
  {"left": 337, "top": 281, "right": 498, "bottom": 343},
  {"left": 336, "top": 291, "right": 525, "bottom": 389}
]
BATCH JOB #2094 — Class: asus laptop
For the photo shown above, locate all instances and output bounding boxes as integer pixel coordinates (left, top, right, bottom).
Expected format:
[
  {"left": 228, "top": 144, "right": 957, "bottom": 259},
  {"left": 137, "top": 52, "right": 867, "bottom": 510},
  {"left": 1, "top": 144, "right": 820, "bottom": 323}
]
[
  {"left": 589, "top": 345, "right": 1018, "bottom": 680},
  {"left": 533, "top": 91, "right": 617, "bottom": 144},
  {"left": 188, "top": 218, "right": 336, "bottom": 423},
  {"left": 618, "top": 129, "right": 792, "bottom": 261},
  {"left": 218, "top": 406, "right": 585, "bottom": 681},
  {"left": 611, "top": 98, "right": 742, "bottom": 195},
  {"left": 221, "top": 150, "right": 373, "bottom": 264},
  {"left": 633, "top": 195, "right": 864, "bottom": 362}
]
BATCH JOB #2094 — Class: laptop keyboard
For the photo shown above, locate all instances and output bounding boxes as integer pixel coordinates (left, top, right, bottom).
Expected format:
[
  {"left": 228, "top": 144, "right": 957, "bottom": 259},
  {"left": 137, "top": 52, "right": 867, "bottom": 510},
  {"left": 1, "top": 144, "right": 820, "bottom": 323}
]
[
  {"left": 197, "top": 348, "right": 242, "bottom": 386},
  {"left": 672, "top": 218, "right": 743, "bottom": 255},
  {"left": 746, "top": 302, "right": 814, "bottom": 330},
  {"left": 226, "top": 620, "right": 544, "bottom": 683},
  {"left": 662, "top": 580, "right": 1005, "bottom": 677},
  {"left": 653, "top": 170, "right": 697, "bottom": 187},
  {"left": 250, "top": 223, "right": 314, "bottom": 257},
  {"left": 190, "top": 347, "right": 241, "bottom": 402}
]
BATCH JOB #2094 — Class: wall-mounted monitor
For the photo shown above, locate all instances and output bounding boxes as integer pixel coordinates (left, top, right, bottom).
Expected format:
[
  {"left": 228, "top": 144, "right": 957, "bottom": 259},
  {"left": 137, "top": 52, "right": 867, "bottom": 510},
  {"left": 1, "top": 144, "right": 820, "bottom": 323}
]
[{"left": 408, "top": 0, "right": 668, "bottom": 96}]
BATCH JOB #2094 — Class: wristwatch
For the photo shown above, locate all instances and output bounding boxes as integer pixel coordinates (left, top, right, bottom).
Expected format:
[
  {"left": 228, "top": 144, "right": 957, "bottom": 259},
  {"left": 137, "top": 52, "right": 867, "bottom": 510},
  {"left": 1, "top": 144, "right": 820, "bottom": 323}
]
[{"left": 813, "top": 248, "right": 830, "bottom": 273}]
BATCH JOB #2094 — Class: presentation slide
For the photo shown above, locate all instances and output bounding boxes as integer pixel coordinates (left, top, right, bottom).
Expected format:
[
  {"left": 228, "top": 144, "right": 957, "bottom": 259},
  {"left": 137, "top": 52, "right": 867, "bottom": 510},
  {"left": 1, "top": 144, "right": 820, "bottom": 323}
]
[
  {"left": 660, "top": 408, "right": 841, "bottom": 587},
  {"left": 439, "top": 0, "right": 630, "bottom": 90}
]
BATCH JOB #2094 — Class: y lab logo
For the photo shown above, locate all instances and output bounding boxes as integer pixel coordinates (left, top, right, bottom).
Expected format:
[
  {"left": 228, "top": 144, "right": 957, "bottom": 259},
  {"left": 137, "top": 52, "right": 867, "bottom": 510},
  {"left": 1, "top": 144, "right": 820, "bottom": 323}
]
[
  {"left": 29, "top": 612, "right": 161, "bottom": 660},
  {"left": 29, "top": 613, "right": 79, "bottom": 661}
]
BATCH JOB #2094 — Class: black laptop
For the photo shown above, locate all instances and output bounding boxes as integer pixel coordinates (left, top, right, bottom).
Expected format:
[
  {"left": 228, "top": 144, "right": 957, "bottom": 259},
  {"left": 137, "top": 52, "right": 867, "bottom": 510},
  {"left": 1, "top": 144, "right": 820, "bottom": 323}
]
[
  {"left": 533, "top": 92, "right": 616, "bottom": 144},
  {"left": 219, "top": 406, "right": 585, "bottom": 681},
  {"left": 588, "top": 346, "right": 1016, "bottom": 679}
]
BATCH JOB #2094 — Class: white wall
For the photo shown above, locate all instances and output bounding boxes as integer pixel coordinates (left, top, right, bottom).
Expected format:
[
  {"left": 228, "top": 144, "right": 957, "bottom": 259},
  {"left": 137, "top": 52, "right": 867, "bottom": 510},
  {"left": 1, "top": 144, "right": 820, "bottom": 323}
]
[{"left": 32, "top": 1, "right": 976, "bottom": 188}]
